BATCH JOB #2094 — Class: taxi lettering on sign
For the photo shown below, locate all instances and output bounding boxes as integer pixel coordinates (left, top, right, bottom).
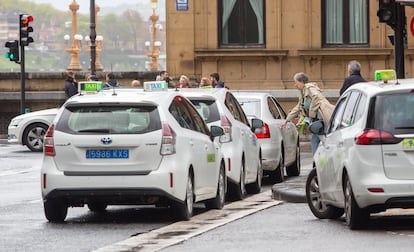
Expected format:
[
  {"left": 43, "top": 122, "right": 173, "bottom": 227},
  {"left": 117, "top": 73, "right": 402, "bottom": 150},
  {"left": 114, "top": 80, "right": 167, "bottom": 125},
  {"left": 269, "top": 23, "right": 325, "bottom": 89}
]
[{"left": 143, "top": 81, "right": 168, "bottom": 91}]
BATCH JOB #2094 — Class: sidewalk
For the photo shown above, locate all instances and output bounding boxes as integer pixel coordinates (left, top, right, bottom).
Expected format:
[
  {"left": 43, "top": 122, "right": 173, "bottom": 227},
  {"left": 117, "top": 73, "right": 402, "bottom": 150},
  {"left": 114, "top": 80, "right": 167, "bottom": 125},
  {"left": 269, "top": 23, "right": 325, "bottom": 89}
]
[{"left": 271, "top": 138, "right": 312, "bottom": 204}]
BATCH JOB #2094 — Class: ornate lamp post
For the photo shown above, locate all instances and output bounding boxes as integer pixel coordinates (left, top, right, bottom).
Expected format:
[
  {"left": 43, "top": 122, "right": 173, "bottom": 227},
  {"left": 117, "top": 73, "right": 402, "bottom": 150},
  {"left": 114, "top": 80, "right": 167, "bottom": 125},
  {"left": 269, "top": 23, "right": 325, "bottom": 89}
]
[
  {"left": 64, "top": 0, "right": 83, "bottom": 71},
  {"left": 84, "top": 4, "right": 104, "bottom": 72},
  {"left": 145, "top": 0, "right": 162, "bottom": 72}
]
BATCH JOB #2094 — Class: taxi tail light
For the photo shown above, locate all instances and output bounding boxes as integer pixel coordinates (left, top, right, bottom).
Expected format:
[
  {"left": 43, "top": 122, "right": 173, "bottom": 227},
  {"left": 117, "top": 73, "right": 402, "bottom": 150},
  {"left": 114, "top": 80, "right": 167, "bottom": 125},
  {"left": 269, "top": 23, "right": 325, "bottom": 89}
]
[
  {"left": 255, "top": 123, "right": 270, "bottom": 138},
  {"left": 44, "top": 124, "right": 56, "bottom": 156},
  {"left": 160, "top": 124, "right": 176, "bottom": 155},
  {"left": 220, "top": 115, "right": 232, "bottom": 142},
  {"left": 355, "top": 129, "right": 401, "bottom": 145}
]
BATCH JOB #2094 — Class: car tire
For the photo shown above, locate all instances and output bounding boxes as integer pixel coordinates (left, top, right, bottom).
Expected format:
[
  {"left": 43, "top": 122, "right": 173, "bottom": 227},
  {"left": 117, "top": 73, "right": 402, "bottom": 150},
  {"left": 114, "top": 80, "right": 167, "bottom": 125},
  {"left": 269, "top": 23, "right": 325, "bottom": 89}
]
[
  {"left": 344, "top": 175, "right": 369, "bottom": 230},
  {"left": 286, "top": 143, "right": 300, "bottom": 177},
  {"left": 232, "top": 158, "right": 247, "bottom": 200},
  {"left": 247, "top": 154, "right": 262, "bottom": 194},
  {"left": 205, "top": 164, "right": 226, "bottom": 209},
  {"left": 87, "top": 201, "right": 108, "bottom": 212},
  {"left": 173, "top": 172, "right": 194, "bottom": 221},
  {"left": 44, "top": 199, "right": 68, "bottom": 223},
  {"left": 270, "top": 150, "right": 284, "bottom": 183},
  {"left": 23, "top": 123, "right": 48, "bottom": 152},
  {"left": 306, "top": 168, "right": 344, "bottom": 219}
]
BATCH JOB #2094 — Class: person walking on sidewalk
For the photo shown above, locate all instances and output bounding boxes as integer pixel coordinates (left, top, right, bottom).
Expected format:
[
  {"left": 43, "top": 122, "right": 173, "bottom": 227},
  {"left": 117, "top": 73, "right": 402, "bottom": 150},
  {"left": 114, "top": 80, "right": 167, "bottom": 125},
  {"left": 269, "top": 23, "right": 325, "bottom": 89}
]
[
  {"left": 281, "top": 72, "right": 335, "bottom": 155},
  {"left": 339, "top": 60, "right": 366, "bottom": 95}
]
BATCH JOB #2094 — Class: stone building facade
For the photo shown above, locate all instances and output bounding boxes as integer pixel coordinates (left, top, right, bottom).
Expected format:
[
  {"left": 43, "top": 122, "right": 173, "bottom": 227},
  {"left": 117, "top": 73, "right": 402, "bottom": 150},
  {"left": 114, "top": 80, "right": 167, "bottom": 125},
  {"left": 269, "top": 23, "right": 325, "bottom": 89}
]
[{"left": 165, "top": 0, "right": 414, "bottom": 89}]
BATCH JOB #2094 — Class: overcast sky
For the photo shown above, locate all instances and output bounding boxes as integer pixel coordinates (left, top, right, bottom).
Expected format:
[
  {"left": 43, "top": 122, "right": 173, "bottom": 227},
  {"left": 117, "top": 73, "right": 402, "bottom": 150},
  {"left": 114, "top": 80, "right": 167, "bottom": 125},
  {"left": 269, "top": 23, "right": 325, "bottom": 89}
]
[{"left": 28, "top": 0, "right": 162, "bottom": 14}]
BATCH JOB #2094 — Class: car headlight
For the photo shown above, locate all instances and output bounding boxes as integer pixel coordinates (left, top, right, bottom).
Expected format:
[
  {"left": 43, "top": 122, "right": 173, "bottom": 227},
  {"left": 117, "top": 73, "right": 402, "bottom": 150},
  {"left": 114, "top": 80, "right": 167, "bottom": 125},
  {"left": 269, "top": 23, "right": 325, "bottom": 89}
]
[{"left": 9, "top": 118, "right": 23, "bottom": 127}]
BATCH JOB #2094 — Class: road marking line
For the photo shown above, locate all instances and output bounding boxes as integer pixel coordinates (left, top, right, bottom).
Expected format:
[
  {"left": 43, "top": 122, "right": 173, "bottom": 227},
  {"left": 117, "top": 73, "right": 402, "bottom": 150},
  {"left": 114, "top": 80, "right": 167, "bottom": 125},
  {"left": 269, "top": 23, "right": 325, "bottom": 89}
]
[{"left": 93, "top": 191, "right": 282, "bottom": 252}]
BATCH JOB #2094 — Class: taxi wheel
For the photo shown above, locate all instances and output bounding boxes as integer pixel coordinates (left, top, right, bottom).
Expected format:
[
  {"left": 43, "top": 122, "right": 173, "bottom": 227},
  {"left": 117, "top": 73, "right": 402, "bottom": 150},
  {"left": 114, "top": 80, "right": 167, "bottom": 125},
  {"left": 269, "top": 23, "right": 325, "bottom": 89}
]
[
  {"left": 286, "top": 143, "right": 300, "bottom": 177},
  {"left": 344, "top": 175, "right": 369, "bottom": 230},
  {"left": 247, "top": 154, "right": 262, "bottom": 194},
  {"left": 232, "top": 159, "right": 247, "bottom": 200},
  {"left": 174, "top": 172, "right": 194, "bottom": 221},
  {"left": 87, "top": 201, "right": 108, "bottom": 212},
  {"left": 306, "top": 168, "right": 344, "bottom": 219},
  {"left": 205, "top": 164, "right": 226, "bottom": 209},
  {"left": 44, "top": 199, "right": 68, "bottom": 223},
  {"left": 270, "top": 150, "right": 284, "bottom": 183},
  {"left": 23, "top": 123, "right": 48, "bottom": 152}
]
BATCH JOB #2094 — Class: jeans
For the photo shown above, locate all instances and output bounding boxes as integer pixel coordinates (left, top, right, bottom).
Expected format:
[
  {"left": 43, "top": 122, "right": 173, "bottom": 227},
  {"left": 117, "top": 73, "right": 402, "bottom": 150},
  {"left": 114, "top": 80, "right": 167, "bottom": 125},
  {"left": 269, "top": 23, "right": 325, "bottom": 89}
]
[{"left": 311, "top": 134, "right": 320, "bottom": 156}]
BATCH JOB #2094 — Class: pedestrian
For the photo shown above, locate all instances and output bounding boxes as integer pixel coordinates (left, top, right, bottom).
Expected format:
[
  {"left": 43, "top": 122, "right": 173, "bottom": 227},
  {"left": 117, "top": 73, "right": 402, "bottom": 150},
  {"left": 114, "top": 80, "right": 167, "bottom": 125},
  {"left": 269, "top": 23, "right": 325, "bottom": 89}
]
[
  {"left": 131, "top": 79, "right": 141, "bottom": 87},
  {"left": 178, "top": 75, "right": 191, "bottom": 88},
  {"left": 64, "top": 71, "right": 78, "bottom": 99},
  {"left": 282, "top": 72, "right": 335, "bottom": 155},
  {"left": 159, "top": 70, "right": 174, "bottom": 88},
  {"left": 209, "top": 72, "right": 225, "bottom": 88},
  {"left": 199, "top": 77, "right": 212, "bottom": 88},
  {"left": 339, "top": 60, "right": 366, "bottom": 95},
  {"left": 105, "top": 72, "right": 119, "bottom": 87}
]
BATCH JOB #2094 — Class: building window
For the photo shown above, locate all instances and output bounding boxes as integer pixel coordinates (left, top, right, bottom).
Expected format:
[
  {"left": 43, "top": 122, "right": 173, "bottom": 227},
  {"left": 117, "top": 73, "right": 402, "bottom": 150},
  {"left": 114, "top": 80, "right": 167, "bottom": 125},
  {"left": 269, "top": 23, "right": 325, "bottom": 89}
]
[
  {"left": 323, "top": 0, "right": 369, "bottom": 47},
  {"left": 218, "top": 0, "right": 265, "bottom": 47}
]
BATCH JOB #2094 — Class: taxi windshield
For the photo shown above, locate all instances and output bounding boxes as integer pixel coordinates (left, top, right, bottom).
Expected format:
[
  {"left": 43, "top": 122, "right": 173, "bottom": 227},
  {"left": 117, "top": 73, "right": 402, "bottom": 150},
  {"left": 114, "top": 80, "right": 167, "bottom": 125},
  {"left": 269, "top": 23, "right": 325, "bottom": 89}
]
[
  {"left": 375, "top": 92, "right": 414, "bottom": 134},
  {"left": 55, "top": 105, "right": 161, "bottom": 134}
]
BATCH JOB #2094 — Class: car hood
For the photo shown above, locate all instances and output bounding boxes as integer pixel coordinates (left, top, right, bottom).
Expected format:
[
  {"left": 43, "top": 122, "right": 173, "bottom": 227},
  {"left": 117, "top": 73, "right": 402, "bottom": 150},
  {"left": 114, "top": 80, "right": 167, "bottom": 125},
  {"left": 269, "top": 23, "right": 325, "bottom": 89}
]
[{"left": 13, "top": 108, "right": 59, "bottom": 120}]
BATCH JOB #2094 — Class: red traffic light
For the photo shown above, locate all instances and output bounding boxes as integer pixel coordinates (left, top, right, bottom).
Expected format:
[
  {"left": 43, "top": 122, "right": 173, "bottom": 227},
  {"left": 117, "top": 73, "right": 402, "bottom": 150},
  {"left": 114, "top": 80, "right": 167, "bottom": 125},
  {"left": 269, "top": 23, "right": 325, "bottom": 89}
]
[
  {"left": 20, "top": 15, "right": 34, "bottom": 26},
  {"left": 19, "top": 14, "right": 34, "bottom": 46}
]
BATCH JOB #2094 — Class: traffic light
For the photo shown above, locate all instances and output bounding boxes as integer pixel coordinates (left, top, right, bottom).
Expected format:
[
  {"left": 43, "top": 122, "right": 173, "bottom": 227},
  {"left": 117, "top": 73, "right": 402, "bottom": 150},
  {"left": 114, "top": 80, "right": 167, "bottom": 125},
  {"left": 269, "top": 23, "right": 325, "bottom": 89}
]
[
  {"left": 377, "top": 0, "right": 397, "bottom": 29},
  {"left": 19, "top": 14, "right": 34, "bottom": 46},
  {"left": 4, "top": 40, "right": 19, "bottom": 62}
]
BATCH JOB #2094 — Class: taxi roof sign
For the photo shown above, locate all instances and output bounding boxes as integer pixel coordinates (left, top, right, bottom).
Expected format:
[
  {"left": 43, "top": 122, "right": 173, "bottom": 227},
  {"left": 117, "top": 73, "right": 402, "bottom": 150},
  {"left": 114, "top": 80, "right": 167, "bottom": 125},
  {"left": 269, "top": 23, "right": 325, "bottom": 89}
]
[
  {"left": 78, "top": 81, "right": 104, "bottom": 94},
  {"left": 143, "top": 81, "right": 168, "bottom": 91},
  {"left": 374, "top": 69, "right": 397, "bottom": 82}
]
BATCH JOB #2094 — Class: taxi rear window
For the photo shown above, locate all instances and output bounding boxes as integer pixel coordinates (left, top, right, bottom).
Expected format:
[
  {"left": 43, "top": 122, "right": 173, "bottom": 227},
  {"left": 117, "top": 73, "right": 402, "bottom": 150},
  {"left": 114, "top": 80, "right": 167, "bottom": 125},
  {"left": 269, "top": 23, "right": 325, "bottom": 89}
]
[
  {"left": 189, "top": 99, "right": 220, "bottom": 123},
  {"left": 55, "top": 105, "right": 161, "bottom": 134},
  {"left": 375, "top": 93, "right": 414, "bottom": 135}
]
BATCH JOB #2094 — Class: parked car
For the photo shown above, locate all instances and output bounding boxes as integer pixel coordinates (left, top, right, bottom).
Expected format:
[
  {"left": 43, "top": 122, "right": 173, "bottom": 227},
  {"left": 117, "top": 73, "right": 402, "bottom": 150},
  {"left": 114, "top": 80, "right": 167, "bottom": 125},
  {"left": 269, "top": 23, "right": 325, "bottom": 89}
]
[
  {"left": 41, "top": 82, "right": 226, "bottom": 222},
  {"left": 233, "top": 92, "right": 300, "bottom": 183},
  {"left": 179, "top": 88, "right": 264, "bottom": 200},
  {"left": 305, "top": 70, "right": 414, "bottom": 229},
  {"left": 8, "top": 108, "right": 59, "bottom": 152}
]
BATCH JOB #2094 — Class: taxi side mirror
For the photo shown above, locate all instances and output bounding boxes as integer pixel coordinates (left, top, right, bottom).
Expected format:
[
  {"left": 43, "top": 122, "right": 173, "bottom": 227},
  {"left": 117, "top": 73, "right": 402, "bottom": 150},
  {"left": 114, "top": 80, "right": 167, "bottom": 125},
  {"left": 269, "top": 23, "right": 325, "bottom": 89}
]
[
  {"left": 250, "top": 118, "right": 264, "bottom": 132},
  {"left": 210, "top": 125, "right": 224, "bottom": 141}
]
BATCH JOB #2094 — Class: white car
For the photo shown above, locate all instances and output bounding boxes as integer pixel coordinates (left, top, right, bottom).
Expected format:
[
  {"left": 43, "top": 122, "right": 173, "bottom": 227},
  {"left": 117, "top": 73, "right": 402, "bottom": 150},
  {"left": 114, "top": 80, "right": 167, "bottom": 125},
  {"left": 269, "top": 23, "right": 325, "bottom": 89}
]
[
  {"left": 306, "top": 70, "right": 414, "bottom": 229},
  {"left": 180, "top": 88, "right": 264, "bottom": 200},
  {"left": 8, "top": 108, "right": 58, "bottom": 152},
  {"left": 41, "top": 82, "right": 226, "bottom": 222},
  {"left": 234, "top": 92, "right": 300, "bottom": 183}
]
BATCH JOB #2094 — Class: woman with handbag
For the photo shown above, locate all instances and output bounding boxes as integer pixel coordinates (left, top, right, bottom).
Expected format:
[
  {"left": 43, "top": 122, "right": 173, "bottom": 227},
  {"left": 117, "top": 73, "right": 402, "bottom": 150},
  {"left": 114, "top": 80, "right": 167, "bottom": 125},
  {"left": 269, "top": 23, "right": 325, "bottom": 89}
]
[{"left": 282, "top": 72, "right": 335, "bottom": 155}]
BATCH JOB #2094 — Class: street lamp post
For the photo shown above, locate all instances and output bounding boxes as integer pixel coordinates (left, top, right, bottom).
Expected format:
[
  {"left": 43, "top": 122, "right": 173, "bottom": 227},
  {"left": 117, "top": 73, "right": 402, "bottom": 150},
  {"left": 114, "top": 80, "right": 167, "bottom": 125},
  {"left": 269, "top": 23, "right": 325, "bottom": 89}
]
[
  {"left": 85, "top": 4, "right": 104, "bottom": 72},
  {"left": 64, "top": 0, "right": 83, "bottom": 72},
  {"left": 146, "top": 0, "right": 161, "bottom": 72}
]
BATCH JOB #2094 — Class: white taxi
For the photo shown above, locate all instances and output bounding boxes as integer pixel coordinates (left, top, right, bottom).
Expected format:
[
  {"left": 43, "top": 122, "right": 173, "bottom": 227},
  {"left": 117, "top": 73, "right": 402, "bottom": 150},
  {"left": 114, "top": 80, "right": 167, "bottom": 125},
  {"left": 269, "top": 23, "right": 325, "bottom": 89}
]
[
  {"left": 234, "top": 92, "right": 300, "bottom": 183},
  {"left": 41, "top": 81, "right": 226, "bottom": 222},
  {"left": 179, "top": 89, "right": 264, "bottom": 200},
  {"left": 8, "top": 108, "right": 58, "bottom": 151},
  {"left": 306, "top": 70, "right": 414, "bottom": 229}
]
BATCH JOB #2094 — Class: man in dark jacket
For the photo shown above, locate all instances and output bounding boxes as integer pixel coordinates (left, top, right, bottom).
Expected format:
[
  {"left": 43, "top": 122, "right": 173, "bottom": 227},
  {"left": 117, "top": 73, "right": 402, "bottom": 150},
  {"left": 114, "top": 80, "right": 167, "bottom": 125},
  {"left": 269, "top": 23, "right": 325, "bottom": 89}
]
[
  {"left": 210, "top": 72, "right": 225, "bottom": 88},
  {"left": 339, "top": 60, "right": 366, "bottom": 95},
  {"left": 64, "top": 71, "right": 78, "bottom": 99},
  {"left": 105, "top": 72, "right": 119, "bottom": 87}
]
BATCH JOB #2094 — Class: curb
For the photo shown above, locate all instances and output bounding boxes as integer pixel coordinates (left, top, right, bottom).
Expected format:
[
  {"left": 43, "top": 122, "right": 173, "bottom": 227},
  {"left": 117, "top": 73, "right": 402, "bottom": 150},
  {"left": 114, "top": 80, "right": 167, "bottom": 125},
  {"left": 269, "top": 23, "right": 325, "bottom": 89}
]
[{"left": 271, "top": 152, "right": 312, "bottom": 204}]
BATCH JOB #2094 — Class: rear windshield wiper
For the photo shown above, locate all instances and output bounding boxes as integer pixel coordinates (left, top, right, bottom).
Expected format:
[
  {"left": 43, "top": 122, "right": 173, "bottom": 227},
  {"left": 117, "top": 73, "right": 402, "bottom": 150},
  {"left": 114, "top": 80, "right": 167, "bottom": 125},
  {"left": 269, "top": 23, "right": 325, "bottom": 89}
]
[
  {"left": 394, "top": 127, "right": 414, "bottom": 130},
  {"left": 77, "top": 129, "right": 111, "bottom": 133}
]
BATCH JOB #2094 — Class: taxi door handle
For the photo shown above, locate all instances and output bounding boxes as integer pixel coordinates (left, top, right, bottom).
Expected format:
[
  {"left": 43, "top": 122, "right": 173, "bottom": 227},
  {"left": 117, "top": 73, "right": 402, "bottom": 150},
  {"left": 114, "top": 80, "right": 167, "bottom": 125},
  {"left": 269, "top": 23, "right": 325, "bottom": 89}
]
[
  {"left": 204, "top": 144, "right": 209, "bottom": 150},
  {"left": 189, "top": 140, "right": 194, "bottom": 146}
]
